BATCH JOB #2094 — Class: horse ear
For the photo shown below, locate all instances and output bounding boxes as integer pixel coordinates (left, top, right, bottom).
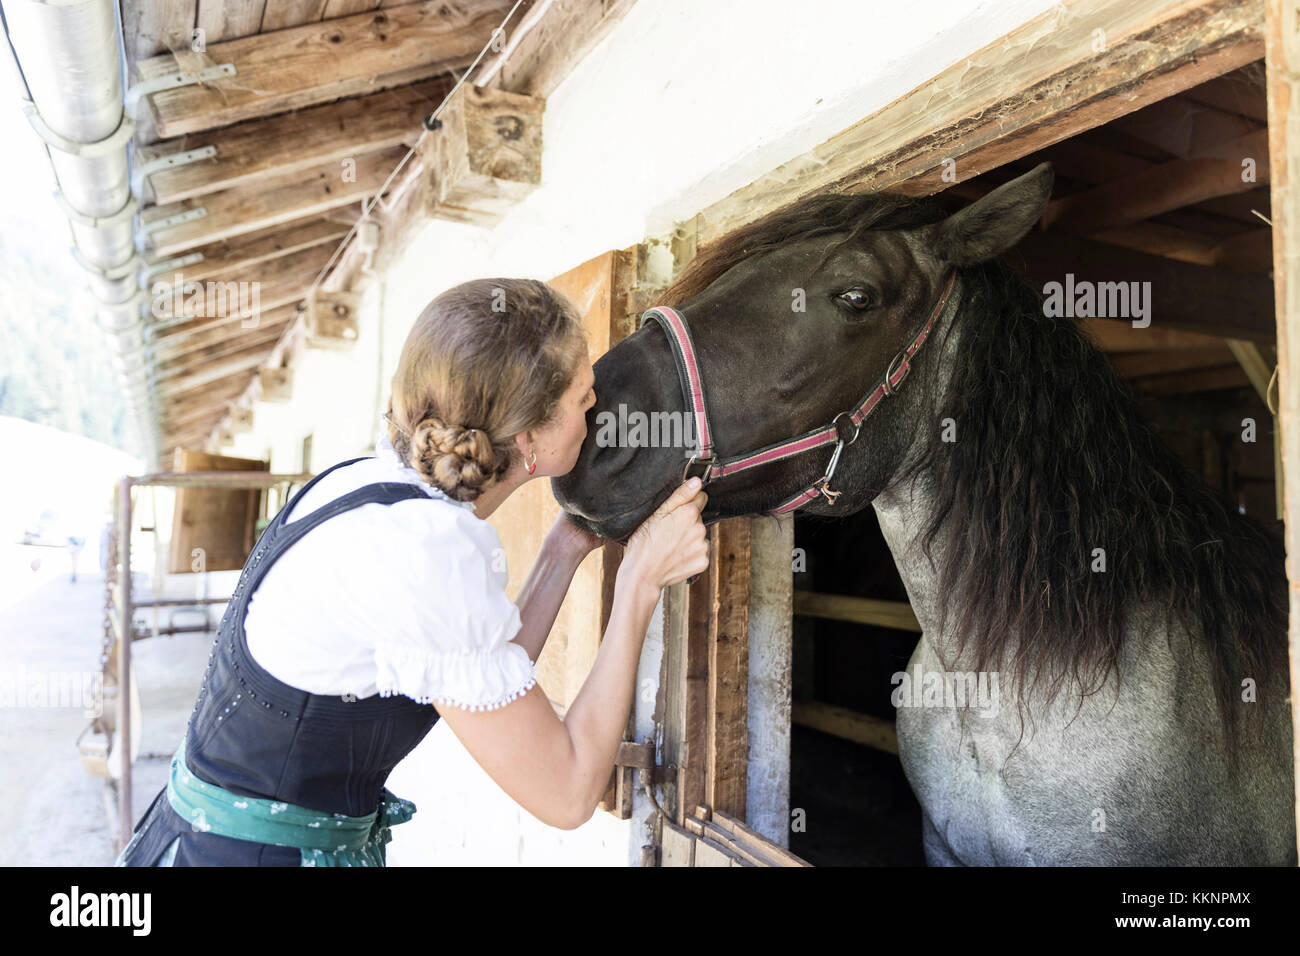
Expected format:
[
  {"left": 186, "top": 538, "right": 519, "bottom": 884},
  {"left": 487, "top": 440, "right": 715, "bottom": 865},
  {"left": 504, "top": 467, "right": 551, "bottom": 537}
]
[{"left": 925, "top": 162, "right": 1054, "bottom": 266}]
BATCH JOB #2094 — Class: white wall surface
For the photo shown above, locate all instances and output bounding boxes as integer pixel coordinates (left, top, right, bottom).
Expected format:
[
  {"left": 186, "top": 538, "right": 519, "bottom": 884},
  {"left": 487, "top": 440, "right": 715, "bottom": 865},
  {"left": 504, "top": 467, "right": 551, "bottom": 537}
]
[{"left": 222, "top": 0, "right": 1061, "bottom": 864}]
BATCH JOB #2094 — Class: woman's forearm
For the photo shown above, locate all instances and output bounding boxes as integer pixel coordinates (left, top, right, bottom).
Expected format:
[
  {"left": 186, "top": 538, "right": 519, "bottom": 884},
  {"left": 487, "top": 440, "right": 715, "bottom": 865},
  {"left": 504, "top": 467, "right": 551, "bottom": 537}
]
[
  {"left": 561, "top": 571, "right": 659, "bottom": 817},
  {"left": 508, "top": 527, "right": 590, "bottom": 663}
]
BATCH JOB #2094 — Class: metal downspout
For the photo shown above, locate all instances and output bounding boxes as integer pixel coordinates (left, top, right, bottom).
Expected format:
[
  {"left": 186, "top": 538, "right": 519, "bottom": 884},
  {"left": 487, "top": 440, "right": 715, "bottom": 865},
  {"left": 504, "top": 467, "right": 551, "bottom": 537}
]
[{"left": 3, "top": 0, "right": 158, "bottom": 465}]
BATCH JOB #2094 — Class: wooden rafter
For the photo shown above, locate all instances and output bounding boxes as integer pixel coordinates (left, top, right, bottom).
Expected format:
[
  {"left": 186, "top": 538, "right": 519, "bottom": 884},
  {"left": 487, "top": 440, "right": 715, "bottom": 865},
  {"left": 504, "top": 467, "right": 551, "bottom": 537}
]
[
  {"left": 138, "top": 77, "right": 449, "bottom": 204},
  {"left": 136, "top": 1, "right": 514, "bottom": 138},
  {"left": 151, "top": 217, "right": 352, "bottom": 286},
  {"left": 142, "top": 147, "right": 405, "bottom": 255},
  {"left": 1041, "top": 128, "right": 1269, "bottom": 234},
  {"left": 150, "top": 305, "right": 301, "bottom": 364},
  {"left": 1016, "top": 231, "right": 1276, "bottom": 342}
]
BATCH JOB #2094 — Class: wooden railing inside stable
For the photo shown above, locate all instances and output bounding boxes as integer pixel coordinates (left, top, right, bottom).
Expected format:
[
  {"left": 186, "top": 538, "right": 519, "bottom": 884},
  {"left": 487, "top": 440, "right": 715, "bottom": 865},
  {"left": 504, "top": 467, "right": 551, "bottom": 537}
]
[{"left": 790, "top": 590, "right": 921, "bottom": 756}]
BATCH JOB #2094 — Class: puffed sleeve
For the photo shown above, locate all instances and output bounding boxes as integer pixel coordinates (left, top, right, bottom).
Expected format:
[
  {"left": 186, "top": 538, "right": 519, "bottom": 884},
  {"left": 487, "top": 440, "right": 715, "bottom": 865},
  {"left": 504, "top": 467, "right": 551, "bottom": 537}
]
[{"left": 371, "top": 502, "right": 537, "bottom": 711}]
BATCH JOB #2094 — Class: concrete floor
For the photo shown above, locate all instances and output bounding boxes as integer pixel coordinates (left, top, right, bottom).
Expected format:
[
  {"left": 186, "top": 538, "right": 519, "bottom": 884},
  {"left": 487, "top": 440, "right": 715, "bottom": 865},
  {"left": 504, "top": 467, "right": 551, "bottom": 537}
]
[{"left": 0, "top": 543, "right": 211, "bottom": 866}]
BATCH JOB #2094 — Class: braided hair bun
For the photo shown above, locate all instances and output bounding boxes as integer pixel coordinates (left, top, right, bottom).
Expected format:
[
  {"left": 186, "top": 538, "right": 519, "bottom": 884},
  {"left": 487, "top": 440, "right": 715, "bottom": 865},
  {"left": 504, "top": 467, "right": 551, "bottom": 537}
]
[{"left": 406, "top": 415, "right": 511, "bottom": 502}]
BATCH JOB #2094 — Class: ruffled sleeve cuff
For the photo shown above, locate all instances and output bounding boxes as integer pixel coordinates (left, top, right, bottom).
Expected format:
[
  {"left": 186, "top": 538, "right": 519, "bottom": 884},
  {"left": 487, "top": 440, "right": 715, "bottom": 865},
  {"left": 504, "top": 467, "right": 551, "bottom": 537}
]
[{"left": 373, "top": 639, "right": 538, "bottom": 712}]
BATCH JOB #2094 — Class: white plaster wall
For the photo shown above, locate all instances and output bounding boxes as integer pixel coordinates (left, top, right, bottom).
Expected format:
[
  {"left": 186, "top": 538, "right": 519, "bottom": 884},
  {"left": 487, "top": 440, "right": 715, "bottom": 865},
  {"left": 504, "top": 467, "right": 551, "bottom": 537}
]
[{"left": 220, "top": 0, "right": 1062, "bottom": 864}]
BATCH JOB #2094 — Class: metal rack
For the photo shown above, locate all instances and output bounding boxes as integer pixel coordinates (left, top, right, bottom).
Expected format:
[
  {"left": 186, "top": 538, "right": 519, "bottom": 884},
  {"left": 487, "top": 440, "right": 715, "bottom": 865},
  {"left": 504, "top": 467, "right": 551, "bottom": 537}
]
[{"left": 108, "top": 469, "right": 312, "bottom": 852}]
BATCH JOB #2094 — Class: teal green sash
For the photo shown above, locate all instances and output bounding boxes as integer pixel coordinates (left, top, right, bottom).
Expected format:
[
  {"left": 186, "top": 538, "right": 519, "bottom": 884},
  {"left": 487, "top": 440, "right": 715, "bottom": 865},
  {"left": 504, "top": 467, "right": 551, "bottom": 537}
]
[{"left": 166, "top": 735, "right": 416, "bottom": 867}]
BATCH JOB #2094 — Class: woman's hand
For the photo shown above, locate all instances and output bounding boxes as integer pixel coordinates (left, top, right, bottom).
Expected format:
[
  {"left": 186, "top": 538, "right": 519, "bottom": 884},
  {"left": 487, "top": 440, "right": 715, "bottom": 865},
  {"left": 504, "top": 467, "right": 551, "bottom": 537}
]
[{"left": 619, "top": 478, "right": 709, "bottom": 596}]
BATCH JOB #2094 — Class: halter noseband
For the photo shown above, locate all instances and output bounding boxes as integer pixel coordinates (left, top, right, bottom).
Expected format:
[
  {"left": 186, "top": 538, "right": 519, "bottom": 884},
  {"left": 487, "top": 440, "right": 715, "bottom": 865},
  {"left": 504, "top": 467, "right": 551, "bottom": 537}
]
[{"left": 638, "top": 268, "right": 958, "bottom": 515}]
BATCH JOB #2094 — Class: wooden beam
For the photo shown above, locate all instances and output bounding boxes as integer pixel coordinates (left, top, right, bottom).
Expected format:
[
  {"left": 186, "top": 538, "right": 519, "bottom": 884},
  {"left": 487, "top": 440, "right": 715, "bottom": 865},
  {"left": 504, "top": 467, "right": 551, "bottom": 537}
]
[
  {"left": 791, "top": 701, "right": 899, "bottom": 755},
  {"left": 1110, "top": 93, "right": 1262, "bottom": 159},
  {"left": 1212, "top": 227, "right": 1274, "bottom": 272},
  {"left": 153, "top": 347, "right": 277, "bottom": 393},
  {"left": 155, "top": 366, "right": 262, "bottom": 403},
  {"left": 149, "top": 290, "right": 309, "bottom": 348},
  {"left": 1090, "top": 222, "right": 1272, "bottom": 273},
  {"left": 149, "top": 244, "right": 334, "bottom": 320},
  {"left": 1183, "top": 66, "right": 1270, "bottom": 122},
  {"left": 136, "top": 0, "right": 512, "bottom": 137},
  {"left": 151, "top": 218, "right": 351, "bottom": 286},
  {"left": 1132, "top": 364, "right": 1252, "bottom": 395},
  {"left": 163, "top": 398, "right": 251, "bottom": 434},
  {"left": 1108, "top": 347, "right": 1237, "bottom": 378},
  {"left": 1083, "top": 318, "right": 1234, "bottom": 352},
  {"left": 1016, "top": 230, "right": 1277, "bottom": 343},
  {"left": 304, "top": 290, "right": 360, "bottom": 348},
  {"left": 163, "top": 401, "right": 246, "bottom": 437},
  {"left": 793, "top": 591, "right": 921, "bottom": 632},
  {"left": 1226, "top": 338, "right": 1278, "bottom": 400},
  {"left": 139, "top": 77, "right": 450, "bottom": 204},
  {"left": 315, "top": 0, "right": 630, "bottom": 295},
  {"left": 259, "top": 367, "right": 294, "bottom": 402},
  {"left": 421, "top": 83, "right": 544, "bottom": 227},
  {"left": 479, "top": 0, "right": 631, "bottom": 98},
  {"left": 695, "top": 0, "right": 1264, "bottom": 246},
  {"left": 1042, "top": 128, "right": 1270, "bottom": 234},
  {"left": 230, "top": 406, "right": 254, "bottom": 434},
  {"left": 142, "top": 147, "right": 405, "bottom": 256},
  {"left": 705, "top": 518, "right": 750, "bottom": 820},
  {"left": 153, "top": 322, "right": 292, "bottom": 377}
]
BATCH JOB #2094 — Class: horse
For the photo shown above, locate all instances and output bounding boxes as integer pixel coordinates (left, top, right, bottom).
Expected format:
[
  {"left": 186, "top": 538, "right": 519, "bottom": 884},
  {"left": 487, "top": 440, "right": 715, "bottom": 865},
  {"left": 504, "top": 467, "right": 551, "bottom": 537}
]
[{"left": 551, "top": 162, "right": 1297, "bottom": 865}]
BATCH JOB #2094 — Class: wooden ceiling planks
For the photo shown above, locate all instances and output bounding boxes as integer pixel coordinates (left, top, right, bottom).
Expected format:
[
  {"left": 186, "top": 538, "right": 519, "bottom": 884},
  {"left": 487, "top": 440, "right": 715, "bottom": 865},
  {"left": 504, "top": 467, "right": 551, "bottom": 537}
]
[
  {"left": 136, "top": 0, "right": 513, "bottom": 138},
  {"left": 141, "top": 146, "right": 407, "bottom": 255},
  {"left": 197, "top": 1, "right": 267, "bottom": 44},
  {"left": 137, "top": 76, "right": 449, "bottom": 204},
  {"left": 120, "top": 0, "right": 623, "bottom": 464},
  {"left": 152, "top": 217, "right": 352, "bottom": 285}
]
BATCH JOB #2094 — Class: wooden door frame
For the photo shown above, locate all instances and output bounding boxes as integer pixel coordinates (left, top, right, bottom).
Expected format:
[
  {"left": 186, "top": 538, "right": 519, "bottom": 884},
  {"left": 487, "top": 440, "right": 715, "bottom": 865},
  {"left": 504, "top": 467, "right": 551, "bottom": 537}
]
[{"left": 1264, "top": 0, "right": 1300, "bottom": 854}]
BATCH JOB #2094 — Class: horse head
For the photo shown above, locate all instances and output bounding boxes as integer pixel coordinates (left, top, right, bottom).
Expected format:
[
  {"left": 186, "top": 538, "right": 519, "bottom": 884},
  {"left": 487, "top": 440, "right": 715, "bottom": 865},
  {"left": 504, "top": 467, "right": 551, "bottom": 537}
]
[{"left": 552, "top": 163, "right": 1055, "bottom": 540}]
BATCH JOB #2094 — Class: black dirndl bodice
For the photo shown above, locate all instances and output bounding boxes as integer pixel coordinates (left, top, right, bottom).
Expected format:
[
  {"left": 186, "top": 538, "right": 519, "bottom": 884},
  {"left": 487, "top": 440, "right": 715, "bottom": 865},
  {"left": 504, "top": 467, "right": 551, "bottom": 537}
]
[{"left": 117, "top": 457, "right": 443, "bottom": 866}]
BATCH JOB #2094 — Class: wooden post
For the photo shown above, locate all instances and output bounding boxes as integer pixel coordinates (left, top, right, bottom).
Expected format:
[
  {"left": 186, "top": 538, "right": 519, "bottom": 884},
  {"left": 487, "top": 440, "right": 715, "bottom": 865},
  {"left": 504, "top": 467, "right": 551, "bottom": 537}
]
[
  {"left": 259, "top": 367, "right": 293, "bottom": 403},
  {"left": 706, "top": 518, "right": 751, "bottom": 818},
  {"left": 1264, "top": 0, "right": 1300, "bottom": 859}
]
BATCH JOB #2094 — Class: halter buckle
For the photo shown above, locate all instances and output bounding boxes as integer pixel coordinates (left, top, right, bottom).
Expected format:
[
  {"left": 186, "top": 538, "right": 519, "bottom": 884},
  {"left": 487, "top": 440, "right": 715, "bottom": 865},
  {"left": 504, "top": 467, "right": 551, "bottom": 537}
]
[
  {"left": 683, "top": 454, "right": 716, "bottom": 484},
  {"left": 882, "top": 350, "right": 911, "bottom": 397}
]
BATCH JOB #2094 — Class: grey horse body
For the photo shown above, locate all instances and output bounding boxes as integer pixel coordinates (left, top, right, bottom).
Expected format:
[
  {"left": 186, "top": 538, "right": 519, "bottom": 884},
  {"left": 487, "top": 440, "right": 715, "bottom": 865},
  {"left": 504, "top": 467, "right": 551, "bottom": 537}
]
[{"left": 873, "top": 319, "right": 1296, "bottom": 866}]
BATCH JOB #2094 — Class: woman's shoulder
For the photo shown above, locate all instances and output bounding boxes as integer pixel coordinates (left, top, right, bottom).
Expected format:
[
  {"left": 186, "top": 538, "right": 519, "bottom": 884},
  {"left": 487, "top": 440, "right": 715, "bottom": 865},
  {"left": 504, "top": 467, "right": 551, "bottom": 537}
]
[{"left": 284, "top": 451, "right": 503, "bottom": 581}]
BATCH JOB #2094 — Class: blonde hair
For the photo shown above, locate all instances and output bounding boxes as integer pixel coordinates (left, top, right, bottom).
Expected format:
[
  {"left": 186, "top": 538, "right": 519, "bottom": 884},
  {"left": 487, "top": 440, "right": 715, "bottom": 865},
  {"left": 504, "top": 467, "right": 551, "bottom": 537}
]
[{"left": 386, "top": 278, "right": 588, "bottom": 502}]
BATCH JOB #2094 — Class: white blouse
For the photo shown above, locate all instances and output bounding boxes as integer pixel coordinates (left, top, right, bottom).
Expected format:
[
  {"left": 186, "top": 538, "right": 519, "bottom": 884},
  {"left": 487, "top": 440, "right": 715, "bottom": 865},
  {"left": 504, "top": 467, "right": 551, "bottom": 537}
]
[{"left": 242, "top": 429, "right": 536, "bottom": 712}]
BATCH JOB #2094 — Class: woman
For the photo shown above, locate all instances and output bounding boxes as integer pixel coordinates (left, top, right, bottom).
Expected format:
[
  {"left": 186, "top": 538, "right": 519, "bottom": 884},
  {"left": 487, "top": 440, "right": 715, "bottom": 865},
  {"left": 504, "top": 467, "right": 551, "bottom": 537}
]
[{"left": 116, "top": 278, "right": 708, "bottom": 866}]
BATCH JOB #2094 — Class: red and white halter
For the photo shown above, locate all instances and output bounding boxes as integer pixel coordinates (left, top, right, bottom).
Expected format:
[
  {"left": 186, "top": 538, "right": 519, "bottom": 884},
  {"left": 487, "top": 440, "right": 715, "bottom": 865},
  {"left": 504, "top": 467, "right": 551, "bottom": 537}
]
[{"left": 638, "top": 268, "right": 958, "bottom": 515}]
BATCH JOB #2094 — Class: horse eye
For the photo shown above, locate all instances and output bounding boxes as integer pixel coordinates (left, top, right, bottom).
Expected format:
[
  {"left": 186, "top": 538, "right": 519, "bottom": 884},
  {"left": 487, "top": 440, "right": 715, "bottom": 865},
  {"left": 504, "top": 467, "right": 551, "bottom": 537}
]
[{"left": 837, "top": 287, "right": 878, "bottom": 311}]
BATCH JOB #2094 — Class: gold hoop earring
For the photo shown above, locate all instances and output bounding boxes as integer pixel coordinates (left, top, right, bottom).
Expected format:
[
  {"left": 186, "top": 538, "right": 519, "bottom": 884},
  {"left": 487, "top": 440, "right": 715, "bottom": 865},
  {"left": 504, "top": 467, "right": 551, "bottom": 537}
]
[{"left": 526, "top": 451, "right": 537, "bottom": 475}]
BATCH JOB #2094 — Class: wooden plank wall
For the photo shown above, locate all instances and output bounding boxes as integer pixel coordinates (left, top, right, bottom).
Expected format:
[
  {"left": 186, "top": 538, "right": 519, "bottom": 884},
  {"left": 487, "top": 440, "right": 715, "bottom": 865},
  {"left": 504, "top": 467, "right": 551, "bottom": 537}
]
[{"left": 167, "top": 448, "right": 268, "bottom": 572}]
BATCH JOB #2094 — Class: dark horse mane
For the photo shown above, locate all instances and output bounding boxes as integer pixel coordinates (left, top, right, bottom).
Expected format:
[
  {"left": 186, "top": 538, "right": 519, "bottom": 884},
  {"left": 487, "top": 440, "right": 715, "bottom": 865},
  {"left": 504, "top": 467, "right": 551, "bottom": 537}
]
[{"left": 666, "top": 189, "right": 1288, "bottom": 756}]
